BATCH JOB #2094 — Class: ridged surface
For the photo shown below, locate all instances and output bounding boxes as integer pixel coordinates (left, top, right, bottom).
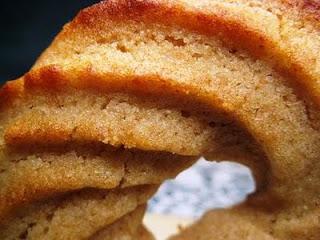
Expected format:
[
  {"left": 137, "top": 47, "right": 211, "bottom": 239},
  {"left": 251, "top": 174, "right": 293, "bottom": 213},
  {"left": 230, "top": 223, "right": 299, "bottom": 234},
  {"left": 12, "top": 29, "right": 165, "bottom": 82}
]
[
  {"left": 0, "top": 0, "right": 319, "bottom": 239},
  {"left": 90, "top": 204, "right": 154, "bottom": 240},
  {"left": 0, "top": 186, "right": 157, "bottom": 240}
]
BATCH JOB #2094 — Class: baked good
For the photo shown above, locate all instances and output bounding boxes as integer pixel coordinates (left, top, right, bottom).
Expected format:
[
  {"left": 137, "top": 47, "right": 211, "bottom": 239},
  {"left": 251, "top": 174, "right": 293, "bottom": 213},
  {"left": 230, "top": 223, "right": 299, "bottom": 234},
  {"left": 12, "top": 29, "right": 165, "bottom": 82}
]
[
  {"left": 91, "top": 204, "right": 154, "bottom": 240},
  {"left": 0, "top": 102, "right": 194, "bottom": 239},
  {"left": 1, "top": 0, "right": 319, "bottom": 239},
  {"left": 170, "top": 209, "right": 275, "bottom": 240},
  {"left": 0, "top": 186, "right": 156, "bottom": 240},
  {"left": 0, "top": 134, "right": 195, "bottom": 220},
  {"left": 134, "top": 225, "right": 154, "bottom": 240}
]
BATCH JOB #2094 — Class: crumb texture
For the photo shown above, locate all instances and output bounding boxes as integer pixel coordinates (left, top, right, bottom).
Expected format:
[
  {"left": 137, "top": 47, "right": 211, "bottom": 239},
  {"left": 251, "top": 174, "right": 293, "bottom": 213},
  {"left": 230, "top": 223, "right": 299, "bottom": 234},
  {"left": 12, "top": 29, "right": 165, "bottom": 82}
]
[{"left": 0, "top": 0, "right": 319, "bottom": 239}]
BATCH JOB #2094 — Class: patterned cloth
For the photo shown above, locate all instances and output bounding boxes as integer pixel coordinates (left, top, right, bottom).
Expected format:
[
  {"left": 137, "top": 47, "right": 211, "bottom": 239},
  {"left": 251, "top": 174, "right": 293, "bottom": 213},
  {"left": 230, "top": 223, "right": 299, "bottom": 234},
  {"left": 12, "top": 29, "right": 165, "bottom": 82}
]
[{"left": 148, "top": 158, "right": 255, "bottom": 218}]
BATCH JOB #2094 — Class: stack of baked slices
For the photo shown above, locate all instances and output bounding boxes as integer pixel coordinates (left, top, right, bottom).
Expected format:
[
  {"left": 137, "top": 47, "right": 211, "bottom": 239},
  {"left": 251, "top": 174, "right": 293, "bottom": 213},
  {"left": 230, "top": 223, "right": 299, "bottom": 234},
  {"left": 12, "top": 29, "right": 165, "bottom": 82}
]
[{"left": 1, "top": 0, "right": 319, "bottom": 239}]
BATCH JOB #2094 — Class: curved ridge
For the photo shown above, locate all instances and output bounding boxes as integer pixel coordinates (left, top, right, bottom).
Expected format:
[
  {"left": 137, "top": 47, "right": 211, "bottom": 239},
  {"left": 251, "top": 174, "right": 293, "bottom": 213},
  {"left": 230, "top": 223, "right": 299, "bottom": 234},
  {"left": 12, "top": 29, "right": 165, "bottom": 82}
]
[
  {"left": 0, "top": 186, "right": 156, "bottom": 240},
  {"left": 36, "top": 0, "right": 320, "bottom": 107},
  {"left": 30, "top": 9, "right": 320, "bottom": 184},
  {"left": 0, "top": 0, "right": 319, "bottom": 239}
]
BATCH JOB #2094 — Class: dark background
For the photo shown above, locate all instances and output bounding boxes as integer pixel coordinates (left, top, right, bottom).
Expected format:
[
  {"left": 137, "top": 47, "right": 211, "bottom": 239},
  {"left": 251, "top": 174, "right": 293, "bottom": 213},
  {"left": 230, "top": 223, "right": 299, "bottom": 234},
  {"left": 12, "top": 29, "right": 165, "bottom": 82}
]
[{"left": 0, "top": 1, "right": 99, "bottom": 84}]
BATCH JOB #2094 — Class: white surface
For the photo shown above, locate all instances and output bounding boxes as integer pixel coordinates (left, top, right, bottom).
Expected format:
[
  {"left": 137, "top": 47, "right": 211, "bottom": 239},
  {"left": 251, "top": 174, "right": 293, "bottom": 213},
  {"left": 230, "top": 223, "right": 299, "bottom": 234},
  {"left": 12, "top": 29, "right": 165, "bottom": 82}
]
[
  {"left": 143, "top": 214, "right": 194, "bottom": 240},
  {"left": 148, "top": 158, "right": 255, "bottom": 218}
]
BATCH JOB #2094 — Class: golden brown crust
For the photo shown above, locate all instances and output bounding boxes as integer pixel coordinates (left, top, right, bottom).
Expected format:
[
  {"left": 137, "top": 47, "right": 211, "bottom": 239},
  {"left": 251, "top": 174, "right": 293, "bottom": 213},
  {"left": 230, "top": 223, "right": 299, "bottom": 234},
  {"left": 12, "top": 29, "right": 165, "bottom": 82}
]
[
  {"left": 90, "top": 204, "right": 155, "bottom": 240},
  {"left": 0, "top": 79, "right": 24, "bottom": 111},
  {"left": 60, "top": 0, "right": 320, "bottom": 106},
  {"left": 0, "top": 186, "right": 157, "bottom": 240},
  {"left": 0, "top": 0, "right": 319, "bottom": 239},
  {"left": 284, "top": 0, "right": 320, "bottom": 22},
  {"left": 4, "top": 66, "right": 258, "bottom": 160},
  {"left": 0, "top": 149, "right": 195, "bottom": 221},
  {"left": 170, "top": 209, "right": 277, "bottom": 240},
  {"left": 30, "top": 0, "right": 320, "bottom": 198},
  {"left": 136, "top": 225, "right": 155, "bottom": 240}
]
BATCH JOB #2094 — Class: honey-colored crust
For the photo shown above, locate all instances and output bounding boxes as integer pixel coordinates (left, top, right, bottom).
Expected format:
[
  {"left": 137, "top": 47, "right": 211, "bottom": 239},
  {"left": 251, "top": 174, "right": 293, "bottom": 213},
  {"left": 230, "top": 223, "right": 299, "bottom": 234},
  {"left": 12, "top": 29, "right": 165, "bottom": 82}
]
[
  {"left": 35, "top": 0, "right": 320, "bottom": 106},
  {"left": 0, "top": 0, "right": 319, "bottom": 239},
  {"left": 170, "top": 209, "right": 276, "bottom": 240},
  {"left": 90, "top": 204, "right": 155, "bottom": 240},
  {"left": 0, "top": 145, "right": 195, "bottom": 221},
  {"left": 0, "top": 186, "right": 157, "bottom": 240}
]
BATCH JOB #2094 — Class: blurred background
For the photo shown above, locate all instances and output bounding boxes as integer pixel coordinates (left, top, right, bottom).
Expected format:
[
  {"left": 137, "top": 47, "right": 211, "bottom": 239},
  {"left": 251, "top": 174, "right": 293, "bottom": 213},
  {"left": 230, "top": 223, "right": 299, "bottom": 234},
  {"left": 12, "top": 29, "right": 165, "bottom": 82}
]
[
  {"left": 0, "top": 0, "right": 254, "bottom": 222},
  {"left": 0, "top": 1, "right": 99, "bottom": 83}
]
